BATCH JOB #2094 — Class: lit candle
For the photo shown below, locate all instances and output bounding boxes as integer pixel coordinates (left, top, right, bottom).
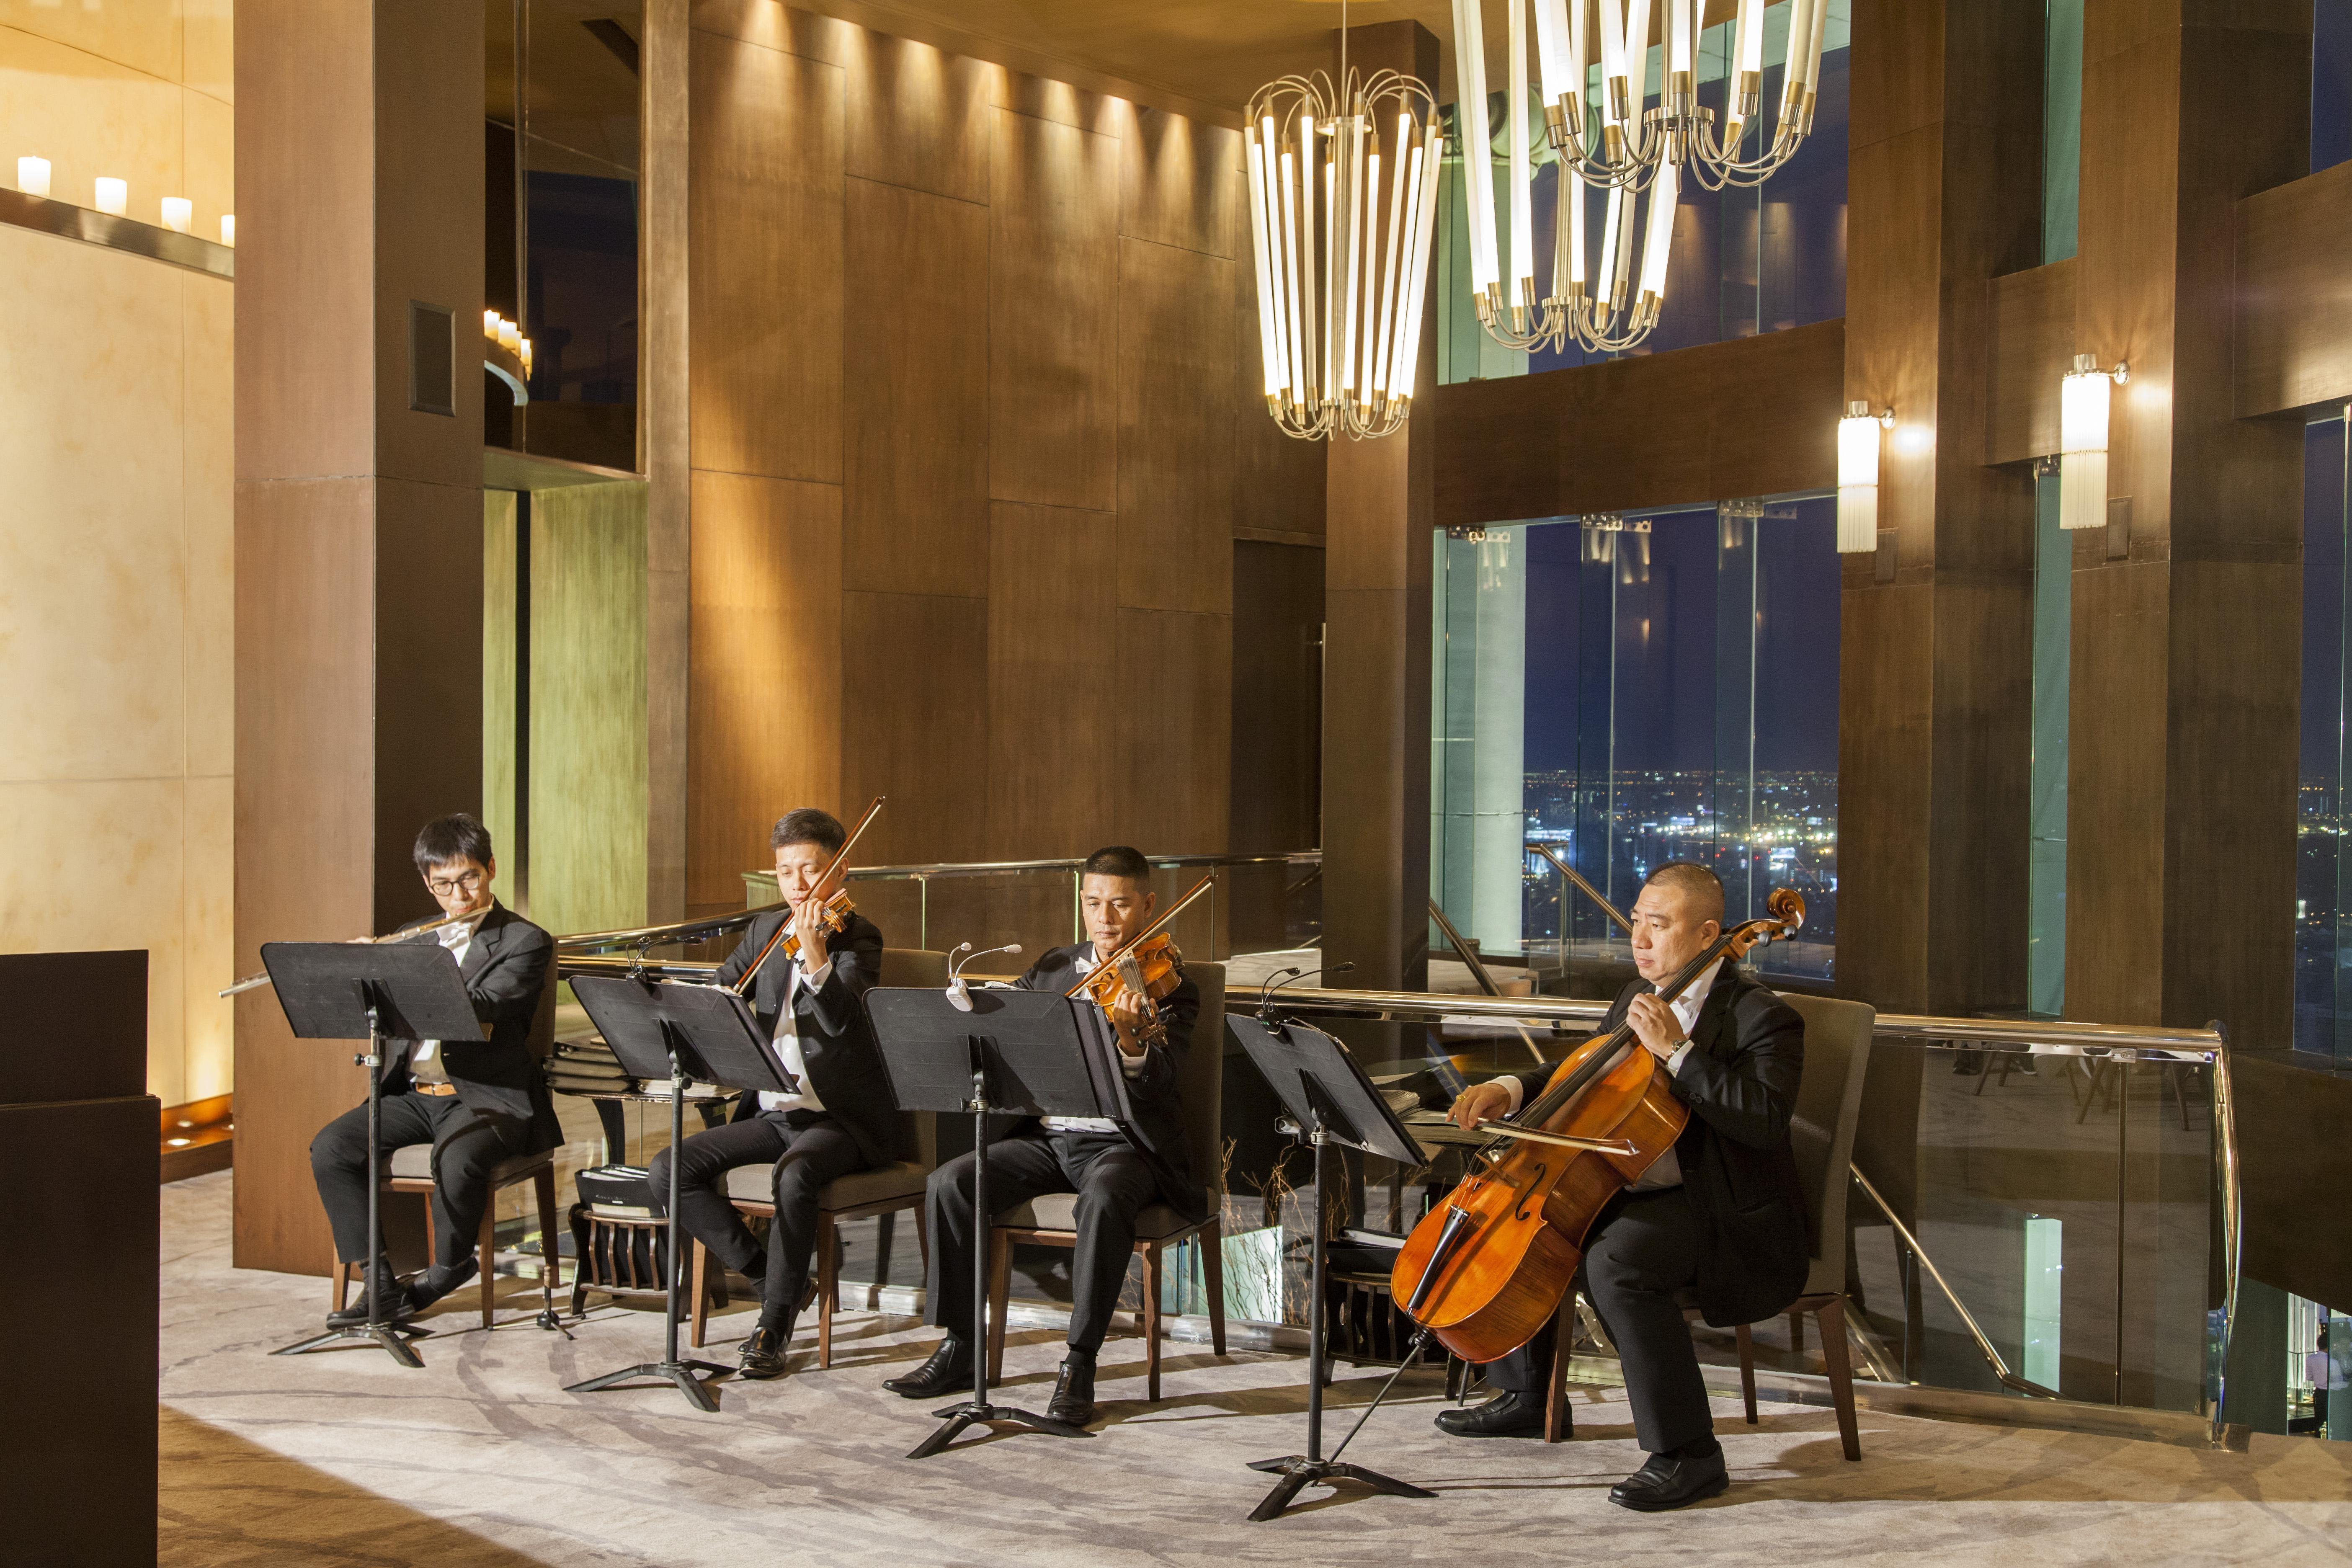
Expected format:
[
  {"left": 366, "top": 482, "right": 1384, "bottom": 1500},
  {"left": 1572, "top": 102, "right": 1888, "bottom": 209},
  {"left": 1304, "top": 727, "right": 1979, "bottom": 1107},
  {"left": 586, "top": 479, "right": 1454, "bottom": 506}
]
[
  {"left": 498, "top": 317, "right": 521, "bottom": 353},
  {"left": 95, "top": 177, "right": 127, "bottom": 216},
  {"left": 16, "top": 156, "right": 49, "bottom": 198},
  {"left": 161, "top": 196, "right": 192, "bottom": 233},
  {"left": 484, "top": 307, "right": 501, "bottom": 340},
  {"left": 219, "top": 214, "right": 235, "bottom": 246}
]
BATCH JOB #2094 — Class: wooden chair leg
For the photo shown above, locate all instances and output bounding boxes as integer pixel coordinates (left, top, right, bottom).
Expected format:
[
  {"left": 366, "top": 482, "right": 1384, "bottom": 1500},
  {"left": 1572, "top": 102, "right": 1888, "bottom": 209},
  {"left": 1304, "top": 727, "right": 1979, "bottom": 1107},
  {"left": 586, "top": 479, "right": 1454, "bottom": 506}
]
[
  {"left": 1544, "top": 1308, "right": 1573, "bottom": 1442},
  {"left": 1816, "top": 1297, "right": 1862, "bottom": 1461},
  {"left": 1736, "top": 1323, "right": 1759, "bottom": 1424},
  {"left": 985, "top": 1229, "right": 1012, "bottom": 1383},
  {"left": 1789, "top": 1310, "right": 1805, "bottom": 1357},
  {"left": 818, "top": 1216, "right": 838, "bottom": 1369},
  {"left": 477, "top": 1199, "right": 498, "bottom": 1330},
  {"left": 1141, "top": 1243, "right": 1163, "bottom": 1403},
  {"left": 1199, "top": 1218, "right": 1227, "bottom": 1357},
  {"left": 689, "top": 1239, "right": 712, "bottom": 1349}
]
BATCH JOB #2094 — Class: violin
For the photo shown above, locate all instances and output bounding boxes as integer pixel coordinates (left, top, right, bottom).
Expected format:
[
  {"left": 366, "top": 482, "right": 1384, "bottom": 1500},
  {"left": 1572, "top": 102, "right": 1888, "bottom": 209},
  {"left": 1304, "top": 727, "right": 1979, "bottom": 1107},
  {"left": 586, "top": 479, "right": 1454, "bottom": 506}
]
[
  {"left": 1389, "top": 887, "right": 1806, "bottom": 1365},
  {"left": 1065, "top": 874, "right": 1217, "bottom": 1047},
  {"left": 731, "top": 797, "right": 884, "bottom": 995}
]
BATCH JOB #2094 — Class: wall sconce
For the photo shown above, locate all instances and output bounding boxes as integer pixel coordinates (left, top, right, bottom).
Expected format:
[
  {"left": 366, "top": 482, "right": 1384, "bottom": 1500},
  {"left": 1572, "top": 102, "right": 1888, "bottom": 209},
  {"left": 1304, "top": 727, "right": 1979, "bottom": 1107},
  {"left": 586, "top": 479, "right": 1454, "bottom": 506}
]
[
  {"left": 219, "top": 214, "right": 235, "bottom": 246},
  {"left": 17, "top": 156, "right": 50, "bottom": 198},
  {"left": 1837, "top": 399, "right": 1893, "bottom": 553},
  {"left": 2060, "top": 353, "right": 2128, "bottom": 530},
  {"left": 160, "top": 196, "right": 191, "bottom": 234},
  {"left": 94, "top": 176, "right": 127, "bottom": 216}
]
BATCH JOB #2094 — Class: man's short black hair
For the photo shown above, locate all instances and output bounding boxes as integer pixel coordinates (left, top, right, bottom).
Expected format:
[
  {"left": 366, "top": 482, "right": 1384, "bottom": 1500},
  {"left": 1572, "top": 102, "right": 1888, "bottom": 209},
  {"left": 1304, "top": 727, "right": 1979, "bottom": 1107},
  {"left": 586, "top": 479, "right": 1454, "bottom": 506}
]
[
  {"left": 414, "top": 813, "right": 494, "bottom": 875},
  {"left": 1081, "top": 845, "right": 1152, "bottom": 884},
  {"left": 1643, "top": 861, "right": 1725, "bottom": 926},
  {"left": 771, "top": 808, "right": 847, "bottom": 856}
]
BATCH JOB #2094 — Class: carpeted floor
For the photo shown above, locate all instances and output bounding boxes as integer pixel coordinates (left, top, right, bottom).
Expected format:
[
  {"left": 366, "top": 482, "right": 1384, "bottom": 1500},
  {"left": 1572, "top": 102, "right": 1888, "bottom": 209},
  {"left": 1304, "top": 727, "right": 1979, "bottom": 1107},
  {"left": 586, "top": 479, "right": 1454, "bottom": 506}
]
[{"left": 159, "top": 1171, "right": 2352, "bottom": 1566}]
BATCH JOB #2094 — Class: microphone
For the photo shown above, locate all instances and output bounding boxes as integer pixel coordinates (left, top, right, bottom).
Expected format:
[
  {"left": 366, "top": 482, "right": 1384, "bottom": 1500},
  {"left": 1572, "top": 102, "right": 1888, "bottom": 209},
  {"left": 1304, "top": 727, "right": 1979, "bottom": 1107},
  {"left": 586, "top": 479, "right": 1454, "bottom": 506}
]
[
  {"left": 947, "top": 941, "right": 1023, "bottom": 1011},
  {"left": 1258, "top": 959, "right": 1355, "bottom": 1021}
]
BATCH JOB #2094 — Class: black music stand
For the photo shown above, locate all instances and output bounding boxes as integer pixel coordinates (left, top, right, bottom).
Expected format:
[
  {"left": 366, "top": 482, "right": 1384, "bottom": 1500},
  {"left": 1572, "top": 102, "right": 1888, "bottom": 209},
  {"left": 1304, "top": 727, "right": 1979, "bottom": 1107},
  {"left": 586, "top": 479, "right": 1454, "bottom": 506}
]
[
  {"left": 866, "top": 987, "right": 1108, "bottom": 1459},
  {"left": 565, "top": 976, "right": 794, "bottom": 1413},
  {"left": 1229, "top": 1012, "right": 1435, "bottom": 1522},
  {"left": 264, "top": 940, "right": 484, "bottom": 1368}
]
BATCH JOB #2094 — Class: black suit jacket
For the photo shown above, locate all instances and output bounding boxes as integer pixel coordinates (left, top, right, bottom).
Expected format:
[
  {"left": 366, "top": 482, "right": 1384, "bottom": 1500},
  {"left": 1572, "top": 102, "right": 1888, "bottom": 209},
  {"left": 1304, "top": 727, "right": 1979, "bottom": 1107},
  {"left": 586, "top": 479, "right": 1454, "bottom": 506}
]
[
  {"left": 711, "top": 908, "right": 898, "bottom": 1168},
  {"left": 1511, "top": 963, "right": 1810, "bottom": 1328},
  {"left": 377, "top": 902, "right": 564, "bottom": 1155},
  {"left": 1008, "top": 944, "right": 1210, "bottom": 1224}
]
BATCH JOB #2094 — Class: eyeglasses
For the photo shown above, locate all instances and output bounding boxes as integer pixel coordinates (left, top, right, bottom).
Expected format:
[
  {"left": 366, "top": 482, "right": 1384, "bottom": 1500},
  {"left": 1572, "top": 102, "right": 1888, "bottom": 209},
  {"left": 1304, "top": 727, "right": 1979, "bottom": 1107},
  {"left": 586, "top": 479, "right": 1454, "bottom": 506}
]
[{"left": 426, "top": 869, "right": 487, "bottom": 898}]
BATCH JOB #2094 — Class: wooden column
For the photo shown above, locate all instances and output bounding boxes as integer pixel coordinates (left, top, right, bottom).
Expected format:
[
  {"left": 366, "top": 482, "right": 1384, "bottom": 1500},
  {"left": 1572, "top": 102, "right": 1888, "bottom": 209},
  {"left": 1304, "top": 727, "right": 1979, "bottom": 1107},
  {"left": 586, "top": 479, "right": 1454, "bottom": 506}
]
[
  {"left": 1836, "top": 0, "right": 2045, "bottom": 1021},
  {"left": 2065, "top": 0, "right": 2310, "bottom": 1051},
  {"left": 233, "top": 0, "right": 485, "bottom": 1273},
  {"left": 1323, "top": 21, "right": 1439, "bottom": 993}
]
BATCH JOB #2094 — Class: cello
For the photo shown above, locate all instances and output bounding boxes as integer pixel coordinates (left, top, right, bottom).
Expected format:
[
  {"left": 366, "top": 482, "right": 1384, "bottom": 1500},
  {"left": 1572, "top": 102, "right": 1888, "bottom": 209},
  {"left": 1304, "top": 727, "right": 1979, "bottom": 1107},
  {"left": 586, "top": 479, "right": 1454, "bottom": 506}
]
[{"left": 1389, "top": 888, "right": 1805, "bottom": 1365}]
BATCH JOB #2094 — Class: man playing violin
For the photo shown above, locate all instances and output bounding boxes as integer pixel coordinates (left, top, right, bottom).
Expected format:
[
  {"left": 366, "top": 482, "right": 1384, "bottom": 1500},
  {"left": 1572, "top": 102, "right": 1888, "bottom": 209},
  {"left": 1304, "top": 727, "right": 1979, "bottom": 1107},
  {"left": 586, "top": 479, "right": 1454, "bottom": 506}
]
[
  {"left": 1437, "top": 861, "right": 1808, "bottom": 1512},
  {"left": 885, "top": 845, "right": 1209, "bottom": 1426},
  {"left": 647, "top": 808, "right": 894, "bottom": 1380}
]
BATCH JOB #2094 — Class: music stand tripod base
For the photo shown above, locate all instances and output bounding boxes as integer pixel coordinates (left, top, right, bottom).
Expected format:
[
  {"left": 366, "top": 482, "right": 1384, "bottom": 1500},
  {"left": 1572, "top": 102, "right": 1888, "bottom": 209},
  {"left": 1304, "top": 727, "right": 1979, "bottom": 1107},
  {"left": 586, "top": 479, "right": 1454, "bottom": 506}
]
[
  {"left": 1244, "top": 1455, "right": 1435, "bottom": 1523},
  {"left": 271, "top": 1318, "right": 429, "bottom": 1366},
  {"left": 564, "top": 1355, "right": 730, "bottom": 1414},
  {"left": 907, "top": 1399, "right": 1093, "bottom": 1461}
]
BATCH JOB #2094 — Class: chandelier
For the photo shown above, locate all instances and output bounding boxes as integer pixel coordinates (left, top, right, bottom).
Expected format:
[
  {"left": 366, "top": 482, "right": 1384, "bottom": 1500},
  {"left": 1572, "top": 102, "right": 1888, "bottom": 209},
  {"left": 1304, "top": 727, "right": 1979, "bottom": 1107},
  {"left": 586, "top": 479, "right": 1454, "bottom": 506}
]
[
  {"left": 1455, "top": 0, "right": 1831, "bottom": 355},
  {"left": 1245, "top": 67, "right": 1445, "bottom": 441}
]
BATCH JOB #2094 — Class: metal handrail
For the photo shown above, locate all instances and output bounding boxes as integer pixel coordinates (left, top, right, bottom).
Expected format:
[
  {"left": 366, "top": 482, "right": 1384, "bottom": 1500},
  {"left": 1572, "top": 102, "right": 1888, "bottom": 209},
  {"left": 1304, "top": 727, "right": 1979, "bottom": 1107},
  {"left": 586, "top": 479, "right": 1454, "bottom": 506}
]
[{"left": 767, "top": 849, "right": 1320, "bottom": 882}]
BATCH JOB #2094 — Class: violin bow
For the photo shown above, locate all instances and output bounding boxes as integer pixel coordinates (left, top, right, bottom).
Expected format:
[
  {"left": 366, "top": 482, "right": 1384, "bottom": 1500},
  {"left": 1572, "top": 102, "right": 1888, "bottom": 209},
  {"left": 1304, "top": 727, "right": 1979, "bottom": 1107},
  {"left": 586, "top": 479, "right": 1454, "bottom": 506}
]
[{"left": 730, "top": 796, "right": 885, "bottom": 997}]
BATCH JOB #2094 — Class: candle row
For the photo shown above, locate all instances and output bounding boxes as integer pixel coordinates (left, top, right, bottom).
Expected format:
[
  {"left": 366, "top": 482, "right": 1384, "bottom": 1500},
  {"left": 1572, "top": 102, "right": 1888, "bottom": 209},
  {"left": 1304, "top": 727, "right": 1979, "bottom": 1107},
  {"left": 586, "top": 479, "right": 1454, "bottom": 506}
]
[{"left": 15, "top": 156, "right": 235, "bottom": 245}]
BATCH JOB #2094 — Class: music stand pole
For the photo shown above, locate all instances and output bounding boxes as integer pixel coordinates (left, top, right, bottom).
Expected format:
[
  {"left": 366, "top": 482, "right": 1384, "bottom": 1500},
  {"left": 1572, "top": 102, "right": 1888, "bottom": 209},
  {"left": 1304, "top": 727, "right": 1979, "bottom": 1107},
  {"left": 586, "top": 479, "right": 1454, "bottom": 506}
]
[
  {"left": 1245, "top": 1115, "right": 1434, "bottom": 1521},
  {"left": 563, "top": 1023, "right": 730, "bottom": 1411},
  {"left": 273, "top": 997, "right": 427, "bottom": 1367},
  {"left": 907, "top": 1054, "right": 1092, "bottom": 1459}
]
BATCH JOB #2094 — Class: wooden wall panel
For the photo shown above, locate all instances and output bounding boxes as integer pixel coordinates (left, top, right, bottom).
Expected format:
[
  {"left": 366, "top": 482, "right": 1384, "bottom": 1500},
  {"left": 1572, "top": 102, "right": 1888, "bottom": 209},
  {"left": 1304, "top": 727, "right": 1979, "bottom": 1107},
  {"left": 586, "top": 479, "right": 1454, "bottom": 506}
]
[
  {"left": 843, "top": 590, "right": 990, "bottom": 865},
  {"left": 1986, "top": 258, "right": 2076, "bottom": 465},
  {"left": 1121, "top": 107, "right": 1238, "bottom": 258},
  {"left": 1230, "top": 539, "right": 1325, "bottom": 856},
  {"left": 2236, "top": 160, "right": 2352, "bottom": 418},
  {"left": 989, "top": 106, "right": 1119, "bottom": 512},
  {"left": 689, "top": 26, "right": 844, "bottom": 483},
  {"left": 645, "top": 0, "right": 692, "bottom": 924},
  {"left": 988, "top": 503, "right": 1117, "bottom": 858},
  {"left": 687, "top": 471, "right": 843, "bottom": 912},
  {"left": 1117, "top": 236, "right": 1235, "bottom": 614},
  {"left": 844, "top": 178, "right": 990, "bottom": 597},
  {"left": 1431, "top": 320, "right": 1843, "bottom": 526},
  {"left": 1113, "top": 608, "right": 1232, "bottom": 854},
  {"left": 846, "top": 28, "right": 995, "bottom": 204}
]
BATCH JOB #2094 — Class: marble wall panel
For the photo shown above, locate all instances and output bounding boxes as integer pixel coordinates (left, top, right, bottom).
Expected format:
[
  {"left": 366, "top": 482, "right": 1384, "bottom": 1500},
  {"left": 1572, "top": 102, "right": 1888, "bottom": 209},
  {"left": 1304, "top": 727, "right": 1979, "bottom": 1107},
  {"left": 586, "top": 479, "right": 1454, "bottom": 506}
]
[
  {"left": 0, "top": 0, "right": 185, "bottom": 81},
  {"left": 182, "top": 772, "right": 233, "bottom": 1101},
  {"left": 0, "top": 227, "right": 187, "bottom": 784},
  {"left": 0, "top": 25, "right": 186, "bottom": 222},
  {"left": 182, "top": 81, "right": 233, "bottom": 238},
  {"left": 184, "top": 271, "right": 234, "bottom": 778},
  {"left": 183, "top": 0, "right": 233, "bottom": 104},
  {"left": 0, "top": 778, "right": 188, "bottom": 1102}
]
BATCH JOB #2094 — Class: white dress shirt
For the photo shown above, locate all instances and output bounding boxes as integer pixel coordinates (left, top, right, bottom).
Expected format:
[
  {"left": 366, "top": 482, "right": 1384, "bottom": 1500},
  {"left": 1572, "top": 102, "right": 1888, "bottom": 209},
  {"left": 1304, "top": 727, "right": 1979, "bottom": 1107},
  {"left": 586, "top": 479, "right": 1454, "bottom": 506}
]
[
  {"left": 408, "top": 918, "right": 479, "bottom": 1083},
  {"left": 1496, "top": 957, "right": 1721, "bottom": 1192},
  {"left": 756, "top": 957, "right": 833, "bottom": 1113},
  {"left": 1040, "top": 950, "right": 1146, "bottom": 1135}
]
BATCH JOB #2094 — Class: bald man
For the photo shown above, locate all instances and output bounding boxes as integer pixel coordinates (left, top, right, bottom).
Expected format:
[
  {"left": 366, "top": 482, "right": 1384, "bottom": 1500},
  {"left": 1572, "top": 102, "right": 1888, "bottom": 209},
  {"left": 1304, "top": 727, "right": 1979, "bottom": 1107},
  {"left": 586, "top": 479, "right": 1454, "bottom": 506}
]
[{"left": 1435, "top": 861, "right": 1809, "bottom": 1511}]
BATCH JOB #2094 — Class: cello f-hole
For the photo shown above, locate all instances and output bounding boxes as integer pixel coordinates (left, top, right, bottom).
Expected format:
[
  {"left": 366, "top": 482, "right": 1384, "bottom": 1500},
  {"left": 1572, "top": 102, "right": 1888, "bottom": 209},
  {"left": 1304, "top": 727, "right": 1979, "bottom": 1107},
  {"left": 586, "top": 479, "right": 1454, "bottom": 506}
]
[{"left": 1514, "top": 1162, "right": 1548, "bottom": 1222}]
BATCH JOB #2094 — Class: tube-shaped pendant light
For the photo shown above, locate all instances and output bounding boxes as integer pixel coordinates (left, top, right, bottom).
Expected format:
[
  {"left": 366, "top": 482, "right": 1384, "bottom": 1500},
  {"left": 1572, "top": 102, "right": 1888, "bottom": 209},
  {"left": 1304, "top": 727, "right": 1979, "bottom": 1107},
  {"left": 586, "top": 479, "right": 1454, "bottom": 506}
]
[{"left": 2060, "top": 353, "right": 2125, "bottom": 531}]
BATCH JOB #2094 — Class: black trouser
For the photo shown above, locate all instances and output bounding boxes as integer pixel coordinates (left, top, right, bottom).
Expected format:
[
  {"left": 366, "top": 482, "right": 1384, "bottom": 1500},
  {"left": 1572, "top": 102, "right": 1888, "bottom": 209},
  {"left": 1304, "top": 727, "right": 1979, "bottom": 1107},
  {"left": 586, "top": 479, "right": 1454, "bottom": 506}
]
[
  {"left": 924, "top": 1130, "right": 1158, "bottom": 1354},
  {"left": 1483, "top": 1187, "right": 1712, "bottom": 1453},
  {"left": 311, "top": 1090, "right": 528, "bottom": 1275},
  {"left": 646, "top": 1110, "right": 867, "bottom": 1320}
]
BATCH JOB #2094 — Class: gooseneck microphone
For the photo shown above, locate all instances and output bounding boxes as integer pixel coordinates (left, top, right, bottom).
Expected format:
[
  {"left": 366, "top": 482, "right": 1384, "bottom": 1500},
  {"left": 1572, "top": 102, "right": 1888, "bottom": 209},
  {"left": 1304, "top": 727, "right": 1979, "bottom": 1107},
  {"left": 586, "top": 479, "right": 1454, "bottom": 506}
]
[
  {"left": 946, "top": 941, "right": 1024, "bottom": 1011},
  {"left": 1258, "top": 959, "right": 1356, "bottom": 1022}
]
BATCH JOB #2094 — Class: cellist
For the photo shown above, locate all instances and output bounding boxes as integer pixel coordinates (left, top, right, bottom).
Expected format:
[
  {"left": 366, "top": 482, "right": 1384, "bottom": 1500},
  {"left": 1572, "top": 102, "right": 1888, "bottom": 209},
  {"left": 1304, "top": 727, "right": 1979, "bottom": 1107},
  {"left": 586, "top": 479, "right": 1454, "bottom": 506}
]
[
  {"left": 1436, "top": 862, "right": 1809, "bottom": 1512},
  {"left": 884, "top": 846, "right": 1209, "bottom": 1428}
]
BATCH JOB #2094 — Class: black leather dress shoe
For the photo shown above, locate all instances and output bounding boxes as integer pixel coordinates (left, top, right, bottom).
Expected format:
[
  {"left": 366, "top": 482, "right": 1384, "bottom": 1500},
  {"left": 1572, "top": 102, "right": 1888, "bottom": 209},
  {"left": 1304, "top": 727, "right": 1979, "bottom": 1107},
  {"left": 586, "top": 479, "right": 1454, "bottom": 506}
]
[
  {"left": 738, "top": 1323, "right": 792, "bottom": 1380},
  {"left": 1046, "top": 1356, "right": 1097, "bottom": 1426},
  {"left": 325, "top": 1278, "right": 419, "bottom": 1329},
  {"left": 1608, "top": 1447, "right": 1729, "bottom": 1512},
  {"left": 884, "top": 1336, "right": 975, "bottom": 1398},
  {"left": 1434, "top": 1390, "right": 1547, "bottom": 1438}
]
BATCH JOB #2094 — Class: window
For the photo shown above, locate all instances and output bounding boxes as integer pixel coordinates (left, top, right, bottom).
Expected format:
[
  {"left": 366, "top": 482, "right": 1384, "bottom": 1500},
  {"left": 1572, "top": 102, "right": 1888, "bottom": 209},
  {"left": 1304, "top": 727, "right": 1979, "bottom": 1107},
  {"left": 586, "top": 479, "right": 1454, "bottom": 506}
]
[{"left": 1432, "top": 498, "right": 1841, "bottom": 988}]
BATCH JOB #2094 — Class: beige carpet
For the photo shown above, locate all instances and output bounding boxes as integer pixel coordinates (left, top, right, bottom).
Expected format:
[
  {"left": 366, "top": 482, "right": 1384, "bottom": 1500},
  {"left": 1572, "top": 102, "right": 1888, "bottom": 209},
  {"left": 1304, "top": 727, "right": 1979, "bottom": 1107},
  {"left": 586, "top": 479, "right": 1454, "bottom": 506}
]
[{"left": 159, "top": 1172, "right": 2352, "bottom": 1566}]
